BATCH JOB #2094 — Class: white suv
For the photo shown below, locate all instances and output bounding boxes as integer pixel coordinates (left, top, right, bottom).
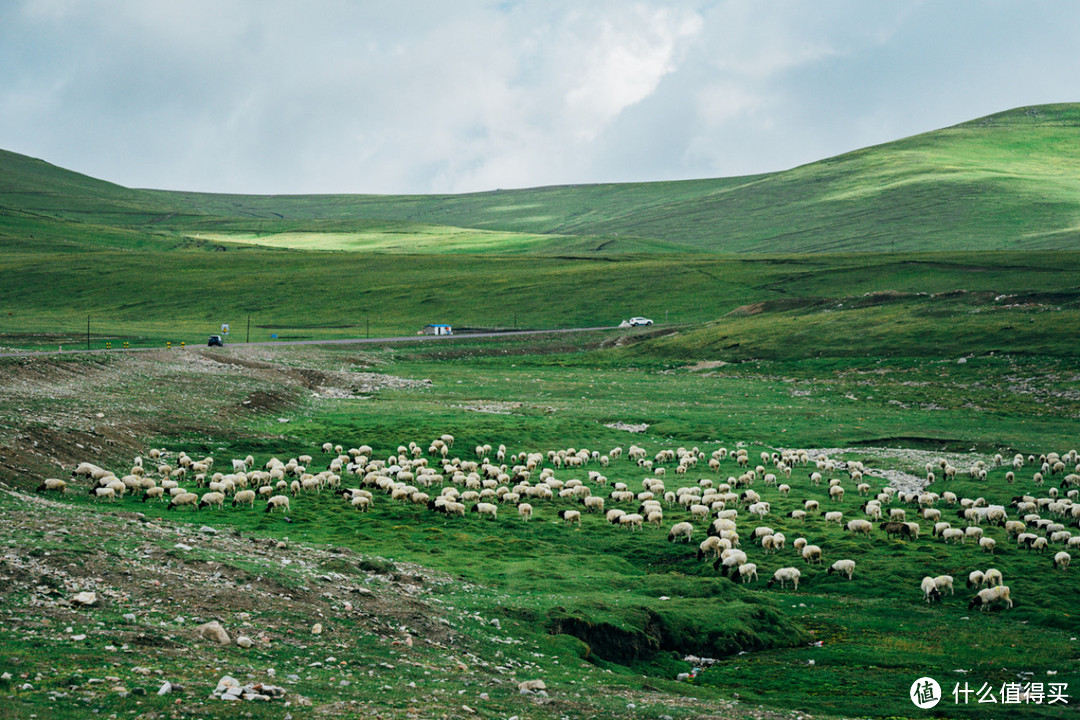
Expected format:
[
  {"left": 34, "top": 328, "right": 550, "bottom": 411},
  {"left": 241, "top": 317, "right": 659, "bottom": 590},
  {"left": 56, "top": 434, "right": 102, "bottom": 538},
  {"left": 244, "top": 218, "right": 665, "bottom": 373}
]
[{"left": 627, "top": 317, "right": 653, "bottom": 326}]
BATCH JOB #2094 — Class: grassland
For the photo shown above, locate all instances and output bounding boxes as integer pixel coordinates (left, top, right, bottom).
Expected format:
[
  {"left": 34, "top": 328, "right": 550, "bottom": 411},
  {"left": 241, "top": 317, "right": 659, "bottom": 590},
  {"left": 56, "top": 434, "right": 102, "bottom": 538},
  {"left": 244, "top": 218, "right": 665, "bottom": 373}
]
[
  {"left": 2, "top": 324, "right": 1080, "bottom": 719},
  {"left": 5, "top": 104, "right": 1080, "bottom": 258},
  {"left": 2, "top": 102, "right": 1080, "bottom": 719}
]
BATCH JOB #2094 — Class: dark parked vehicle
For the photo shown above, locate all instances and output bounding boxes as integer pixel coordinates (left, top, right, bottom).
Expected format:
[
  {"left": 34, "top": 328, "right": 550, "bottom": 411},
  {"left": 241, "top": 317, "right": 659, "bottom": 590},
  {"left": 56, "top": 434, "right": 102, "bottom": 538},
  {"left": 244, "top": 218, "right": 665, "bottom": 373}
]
[{"left": 208, "top": 335, "right": 224, "bottom": 347}]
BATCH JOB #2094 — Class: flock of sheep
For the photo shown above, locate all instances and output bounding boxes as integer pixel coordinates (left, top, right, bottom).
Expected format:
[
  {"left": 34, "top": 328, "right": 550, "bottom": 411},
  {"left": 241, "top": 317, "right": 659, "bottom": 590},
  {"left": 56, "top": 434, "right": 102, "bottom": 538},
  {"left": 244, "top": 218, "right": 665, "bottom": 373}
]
[{"left": 37, "top": 437, "right": 1080, "bottom": 611}]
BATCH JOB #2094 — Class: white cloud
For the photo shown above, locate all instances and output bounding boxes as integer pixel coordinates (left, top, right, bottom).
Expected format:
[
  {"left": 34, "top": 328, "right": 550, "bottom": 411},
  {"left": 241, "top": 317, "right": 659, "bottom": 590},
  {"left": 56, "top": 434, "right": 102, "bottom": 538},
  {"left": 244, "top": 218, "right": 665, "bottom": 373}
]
[{"left": 1, "top": 0, "right": 1078, "bottom": 194}]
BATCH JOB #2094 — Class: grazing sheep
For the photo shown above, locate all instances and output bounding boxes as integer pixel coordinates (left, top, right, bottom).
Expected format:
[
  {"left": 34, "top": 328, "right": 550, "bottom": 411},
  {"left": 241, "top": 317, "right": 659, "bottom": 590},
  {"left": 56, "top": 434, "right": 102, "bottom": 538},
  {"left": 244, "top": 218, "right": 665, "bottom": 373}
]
[
  {"left": 619, "top": 513, "right": 644, "bottom": 531},
  {"left": 517, "top": 503, "right": 533, "bottom": 521},
  {"left": 969, "top": 585, "right": 1013, "bottom": 611},
  {"left": 583, "top": 495, "right": 605, "bottom": 513},
  {"left": 983, "top": 568, "right": 1004, "bottom": 586},
  {"left": 845, "top": 519, "right": 873, "bottom": 536},
  {"left": 729, "top": 562, "right": 758, "bottom": 583},
  {"left": 801, "top": 544, "right": 823, "bottom": 564},
  {"left": 713, "top": 549, "right": 748, "bottom": 575},
  {"left": 767, "top": 567, "right": 802, "bottom": 590},
  {"left": 941, "top": 528, "right": 965, "bottom": 544},
  {"left": 921, "top": 576, "right": 942, "bottom": 603},
  {"left": 697, "top": 536, "right": 725, "bottom": 560},
  {"left": 142, "top": 486, "right": 166, "bottom": 503},
  {"left": 1054, "top": 551, "right": 1071, "bottom": 570},
  {"left": 880, "top": 521, "right": 916, "bottom": 540},
  {"left": 472, "top": 502, "right": 498, "bottom": 520},
  {"left": 967, "top": 570, "right": 985, "bottom": 588},
  {"left": 167, "top": 491, "right": 199, "bottom": 511},
  {"left": 36, "top": 478, "right": 68, "bottom": 493},
  {"left": 558, "top": 509, "right": 582, "bottom": 527},
  {"left": 828, "top": 559, "right": 856, "bottom": 580},
  {"left": 933, "top": 575, "right": 954, "bottom": 595},
  {"left": 979, "top": 537, "right": 997, "bottom": 554},
  {"left": 823, "top": 511, "right": 843, "bottom": 524},
  {"left": 198, "top": 491, "right": 226, "bottom": 510},
  {"left": 265, "top": 495, "right": 291, "bottom": 513},
  {"left": 606, "top": 509, "right": 626, "bottom": 525},
  {"left": 668, "top": 522, "right": 694, "bottom": 543}
]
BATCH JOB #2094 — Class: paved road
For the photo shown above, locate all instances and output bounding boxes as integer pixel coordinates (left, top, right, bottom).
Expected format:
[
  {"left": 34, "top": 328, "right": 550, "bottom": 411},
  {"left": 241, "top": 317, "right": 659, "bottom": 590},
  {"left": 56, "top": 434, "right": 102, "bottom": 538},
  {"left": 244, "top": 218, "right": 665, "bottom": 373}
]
[{"left": 0, "top": 326, "right": 619, "bottom": 358}]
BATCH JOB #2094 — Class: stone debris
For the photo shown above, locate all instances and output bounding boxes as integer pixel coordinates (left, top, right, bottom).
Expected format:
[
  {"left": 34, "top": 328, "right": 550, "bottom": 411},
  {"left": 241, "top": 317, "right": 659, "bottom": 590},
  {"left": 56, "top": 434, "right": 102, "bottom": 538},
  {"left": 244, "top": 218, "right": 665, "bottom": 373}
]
[
  {"left": 196, "top": 620, "right": 231, "bottom": 645},
  {"left": 518, "top": 679, "right": 547, "bottom": 693},
  {"left": 70, "top": 591, "right": 97, "bottom": 607},
  {"left": 236, "top": 635, "right": 254, "bottom": 648},
  {"left": 211, "top": 675, "right": 286, "bottom": 701}
]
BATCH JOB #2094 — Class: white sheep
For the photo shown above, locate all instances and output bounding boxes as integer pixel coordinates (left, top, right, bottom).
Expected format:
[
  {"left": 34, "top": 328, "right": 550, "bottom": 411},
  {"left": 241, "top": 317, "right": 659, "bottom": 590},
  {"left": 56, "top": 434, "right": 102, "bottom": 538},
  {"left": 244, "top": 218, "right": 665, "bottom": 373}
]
[
  {"left": 767, "top": 567, "right": 802, "bottom": 590},
  {"left": 979, "top": 536, "right": 997, "bottom": 554},
  {"left": 827, "top": 559, "right": 856, "bottom": 579},
  {"left": 1054, "top": 551, "right": 1071, "bottom": 570},
  {"left": 517, "top": 503, "right": 533, "bottom": 521},
  {"left": 198, "top": 491, "right": 225, "bottom": 510},
  {"left": 941, "top": 528, "right": 965, "bottom": 544},
  {"left": 558, "top": 509, "right": 582, "bottom": 527},
  {"left": 167, "top": 491, "right": 199, "bottom": 510},
  {"left": 729, "top": 562, "right": 758, "bottom": 583},
  {"left": 222, "top": 485, "right": 261, "bottom": 506},
  {"left": 983, "top": 568, "right": 1004, "bottom": 586},
  {"left": 969, "top": 585, "right": 1012, "bottom": 611},
  {"left": 714, "top": 548, "right": 748, "bottom": 575},
  {"left": 801, "top": 544, "right": 823, "bottom": 564},
  {"left": 472, "top": 502, "right": 498, "bottom": 520},
  {"left": 921, "top": 576, "right": 942, "bottom": 603},
  {"left": 668, "top": 522, "right": 694, "bottom": 543},
  {"left": 265, "top": 494, "right": 290, "bottom": 513},
  {"left": 933, "top": 575, "right": 954, "bottom": 595},
  {"left": 583, "top": 495, "right": 605, "bottom": 513}
]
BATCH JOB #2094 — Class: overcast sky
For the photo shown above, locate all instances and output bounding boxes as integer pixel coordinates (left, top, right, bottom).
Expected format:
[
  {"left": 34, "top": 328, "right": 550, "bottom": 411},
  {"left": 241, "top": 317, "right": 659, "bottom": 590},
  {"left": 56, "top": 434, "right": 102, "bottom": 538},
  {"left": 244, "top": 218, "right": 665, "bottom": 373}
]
[{"left": 1, "top": 0, "right": 1076, "bottom": 195}]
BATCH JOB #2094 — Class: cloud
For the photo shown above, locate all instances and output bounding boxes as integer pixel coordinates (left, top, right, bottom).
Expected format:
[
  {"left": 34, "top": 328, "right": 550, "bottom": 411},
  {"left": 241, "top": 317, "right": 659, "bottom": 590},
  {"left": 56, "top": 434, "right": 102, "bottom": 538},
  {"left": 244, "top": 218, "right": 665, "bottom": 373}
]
[{"left": 1, "top": 0, "right": 1078, "bottom": 194}]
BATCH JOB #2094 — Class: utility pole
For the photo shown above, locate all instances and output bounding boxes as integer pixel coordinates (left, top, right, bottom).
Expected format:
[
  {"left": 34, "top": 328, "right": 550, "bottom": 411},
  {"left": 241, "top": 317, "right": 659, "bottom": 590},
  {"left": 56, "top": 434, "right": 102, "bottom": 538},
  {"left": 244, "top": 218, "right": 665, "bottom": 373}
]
[
  {"left": 86, "top": 314, "right": 90, "bottom": 350},
  {"left": 246, "top": 314, "right": 251, "bottom": 344}
]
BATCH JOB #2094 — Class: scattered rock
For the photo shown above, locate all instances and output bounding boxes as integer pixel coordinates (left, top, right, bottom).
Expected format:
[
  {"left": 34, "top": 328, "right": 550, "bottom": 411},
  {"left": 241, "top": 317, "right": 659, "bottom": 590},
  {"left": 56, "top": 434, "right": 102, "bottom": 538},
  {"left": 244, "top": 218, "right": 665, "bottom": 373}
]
[
  {"left": 157, "top": 681, "right": 174, "bottom": 696},
  {"left": 174, "top": 543, "right": 193, "bottom": 551},
  {"left": 197, "top": 621, "right": 231, "bottom": 645},
  {"left": 236, "top": 636, "right": 253, "bottom": 648},
  {"left": 211, "top": 676, "right": 286, "bottom": 701},
  {"left": 199, "top": 526, "right": 218, "bottom": 535},
  {"left": 311, "top": 623, "right": 323, "bottom": 635},
  {"left": 71, "top": 591, "right": 97, "bottom": 607}
]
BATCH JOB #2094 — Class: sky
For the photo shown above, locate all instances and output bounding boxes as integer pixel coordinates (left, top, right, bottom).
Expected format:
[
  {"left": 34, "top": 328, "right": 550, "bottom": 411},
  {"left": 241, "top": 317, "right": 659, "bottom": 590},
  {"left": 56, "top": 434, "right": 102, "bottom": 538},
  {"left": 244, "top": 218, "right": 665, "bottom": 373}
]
[{"left": 1, "top": 0, "right": 1077, "bottom": 195}]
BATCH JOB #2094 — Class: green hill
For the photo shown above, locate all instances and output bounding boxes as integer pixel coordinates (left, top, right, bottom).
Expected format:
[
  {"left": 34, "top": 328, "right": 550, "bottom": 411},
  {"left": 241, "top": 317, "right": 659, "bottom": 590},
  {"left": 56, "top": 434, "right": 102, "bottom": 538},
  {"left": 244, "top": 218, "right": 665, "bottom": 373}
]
[{"left": 3, "top": 103, "right": 1080, "bottom": 254}]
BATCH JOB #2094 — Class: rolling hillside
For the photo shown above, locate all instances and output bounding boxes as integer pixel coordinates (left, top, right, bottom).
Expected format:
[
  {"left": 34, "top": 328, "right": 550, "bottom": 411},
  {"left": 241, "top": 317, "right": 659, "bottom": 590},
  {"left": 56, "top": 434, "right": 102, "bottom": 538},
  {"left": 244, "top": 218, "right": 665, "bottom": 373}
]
[{"left": 2, "top": 103, "right": 1079, "bottom": 254}]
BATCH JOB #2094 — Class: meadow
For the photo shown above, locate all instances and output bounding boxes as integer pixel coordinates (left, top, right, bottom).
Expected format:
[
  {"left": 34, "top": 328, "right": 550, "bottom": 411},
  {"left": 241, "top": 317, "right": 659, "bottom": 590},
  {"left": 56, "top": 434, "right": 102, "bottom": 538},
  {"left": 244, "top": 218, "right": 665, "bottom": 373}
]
[
  {"left": 3, "top": 327, "right": 1080, "bottom": 719},
  {"left": 2, "top": 103, "right": 1080, "bottom": 719}
]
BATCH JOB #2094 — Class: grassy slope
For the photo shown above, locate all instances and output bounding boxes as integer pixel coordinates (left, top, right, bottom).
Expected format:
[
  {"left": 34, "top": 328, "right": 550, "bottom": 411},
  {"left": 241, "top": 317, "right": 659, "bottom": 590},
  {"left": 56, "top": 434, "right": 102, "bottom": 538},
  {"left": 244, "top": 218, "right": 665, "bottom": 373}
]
[
  {"left": 2, "top": 337, "right": 1078, "bottom": 719},
  {"left": 136, "top": 103, "right": 1080, "bottom": 253},
  {"left": 3, "top": 104, "right": 1080, "bottom": 255}
]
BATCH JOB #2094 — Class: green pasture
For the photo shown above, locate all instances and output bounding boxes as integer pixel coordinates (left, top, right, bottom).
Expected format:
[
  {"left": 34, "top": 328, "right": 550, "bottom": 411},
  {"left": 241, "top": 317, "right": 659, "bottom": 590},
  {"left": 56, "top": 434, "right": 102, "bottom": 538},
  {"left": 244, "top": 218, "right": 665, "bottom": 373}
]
[
  {"left": 1, "top": 247, "right": 1079, "bottom": 352},
  {"left": 6, "top": 104, "right": 1080, "bottom": 256}
]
